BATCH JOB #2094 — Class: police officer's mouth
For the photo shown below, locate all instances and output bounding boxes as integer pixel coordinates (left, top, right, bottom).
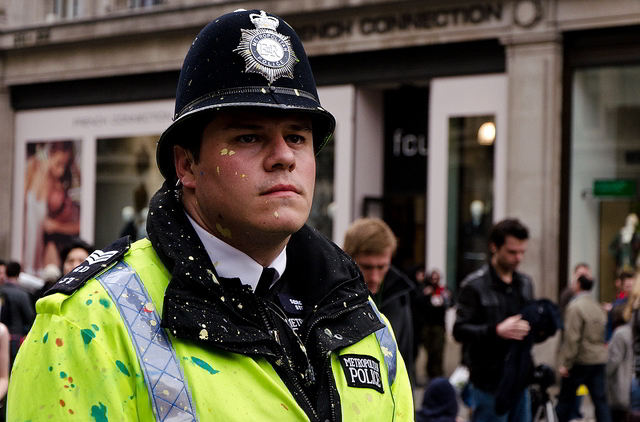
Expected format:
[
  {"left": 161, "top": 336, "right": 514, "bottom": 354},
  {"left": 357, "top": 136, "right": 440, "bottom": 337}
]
[{"left": 260, "top": 184, "right": 301, "bottom": 196}]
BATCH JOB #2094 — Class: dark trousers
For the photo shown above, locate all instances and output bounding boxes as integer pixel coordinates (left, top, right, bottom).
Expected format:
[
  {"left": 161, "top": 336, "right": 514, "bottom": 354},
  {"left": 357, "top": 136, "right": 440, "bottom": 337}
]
[
  {"left": 556, "top": 364, "right": 612, "bottom": 422},
  {"left": 422, "top": 325, "right": 445, "bottom": 379}
]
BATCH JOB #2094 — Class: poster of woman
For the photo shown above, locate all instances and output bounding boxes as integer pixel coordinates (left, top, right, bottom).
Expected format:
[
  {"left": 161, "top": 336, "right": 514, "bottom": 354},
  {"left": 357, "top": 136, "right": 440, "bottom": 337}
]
[{"left": 23, "top": 140, "right": 81, "bottom": 277}]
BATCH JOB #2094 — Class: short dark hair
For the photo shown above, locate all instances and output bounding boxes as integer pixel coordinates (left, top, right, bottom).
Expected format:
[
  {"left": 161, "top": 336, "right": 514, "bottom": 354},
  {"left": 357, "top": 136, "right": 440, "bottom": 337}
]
[
  {"left": 6, "top": 261, "right": 21, "bottom": 277},
  {"left": 577, "top": 275, "right": 594, "bottom": 291},
  {"left": 489, "top": 218, "right": 529, "bottom": 249},
  {"left": 59, "top": 238, "right": 95, "bottom": 269},
  {"left": 620, "top": 270, "right": 636, "bottom": 281}
]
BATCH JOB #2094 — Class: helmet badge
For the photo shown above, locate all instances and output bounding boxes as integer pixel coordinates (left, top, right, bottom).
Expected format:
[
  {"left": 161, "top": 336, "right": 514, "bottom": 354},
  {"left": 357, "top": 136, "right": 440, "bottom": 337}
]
[{"left": 234, "top": 11, "right": 298, "bottom": 84}]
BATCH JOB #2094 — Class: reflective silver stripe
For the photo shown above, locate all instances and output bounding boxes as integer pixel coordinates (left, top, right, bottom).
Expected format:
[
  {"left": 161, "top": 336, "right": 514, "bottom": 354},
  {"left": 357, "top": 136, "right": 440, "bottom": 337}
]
[
  {"left": 369, "top": 300, "right": 397, "bottom": 387},
  {"left": 96, "top": 262, "right": 197, "bottom": 422}
]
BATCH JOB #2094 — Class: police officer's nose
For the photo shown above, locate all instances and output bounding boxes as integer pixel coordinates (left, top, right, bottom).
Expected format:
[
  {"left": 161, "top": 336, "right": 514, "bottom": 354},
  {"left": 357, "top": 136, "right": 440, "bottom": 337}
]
[{"left": 265, "top": 135, "right": 296, "bottom": 171}]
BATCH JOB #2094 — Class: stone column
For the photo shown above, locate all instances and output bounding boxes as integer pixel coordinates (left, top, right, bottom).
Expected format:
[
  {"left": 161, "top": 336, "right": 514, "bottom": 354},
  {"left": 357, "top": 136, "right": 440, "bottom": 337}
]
[
  {"left": 501, "top": 33, "right": 564, "bottom": 301},
  {"left": 0, "top": 55, "right": 14, "bottom": 259}
]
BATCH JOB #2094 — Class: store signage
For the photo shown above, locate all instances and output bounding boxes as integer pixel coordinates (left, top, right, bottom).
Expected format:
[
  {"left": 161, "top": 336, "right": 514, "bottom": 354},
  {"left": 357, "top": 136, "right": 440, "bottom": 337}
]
[
  {"left": 298, "top": 2, "right": 504, "bottom": 42},
  {"left": 384, "top": 87, "right": 428, "bottom": 193},
  {"left": 593, "top": 179, "right": 637, "bottom": 197},
  {"left": 393, "top": 128, "right": 427, "bottom": 157}
]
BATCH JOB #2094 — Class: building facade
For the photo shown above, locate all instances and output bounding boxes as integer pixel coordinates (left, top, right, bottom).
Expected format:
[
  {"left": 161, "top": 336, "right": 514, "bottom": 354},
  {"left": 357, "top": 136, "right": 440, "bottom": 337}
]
[{"left": 1, "top": 0, "right": 640, "bottom": 303}]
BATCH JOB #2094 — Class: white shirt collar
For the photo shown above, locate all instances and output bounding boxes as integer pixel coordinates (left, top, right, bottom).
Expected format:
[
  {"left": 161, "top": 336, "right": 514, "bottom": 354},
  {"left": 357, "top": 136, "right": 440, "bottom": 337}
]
[{"left": 185, "top": 213, "right": 286, "bottom": 292}]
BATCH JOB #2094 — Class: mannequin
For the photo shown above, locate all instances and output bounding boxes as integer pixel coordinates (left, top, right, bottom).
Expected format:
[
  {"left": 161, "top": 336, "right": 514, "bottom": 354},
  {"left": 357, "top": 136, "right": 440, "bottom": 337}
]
[{"left": 609, "top": 213, "right": 640, "bottom": 272}]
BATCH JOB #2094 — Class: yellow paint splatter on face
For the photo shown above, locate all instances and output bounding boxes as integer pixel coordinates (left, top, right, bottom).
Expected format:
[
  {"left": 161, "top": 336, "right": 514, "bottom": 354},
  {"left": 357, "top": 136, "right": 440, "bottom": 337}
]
[
  {"left": 216, "top": 223, "right": 232, "bottom": 239},
  {"left": 228, "top": 150, "right": 235, "bottom": 156},
  {"left": 220, "top": 148, "right": 228, "bottom": 155},
  {"left": 216, "top": 166, "right": 220, "bottom": 176},
  {"left": 274, "top": 212, "right": 279, "bottom": 218},
  {"left": 240, "top": 174, "right": 247, "bottom": 178},
  {"left": 199, "top": 329, "right": 209, "bottom": 340}
]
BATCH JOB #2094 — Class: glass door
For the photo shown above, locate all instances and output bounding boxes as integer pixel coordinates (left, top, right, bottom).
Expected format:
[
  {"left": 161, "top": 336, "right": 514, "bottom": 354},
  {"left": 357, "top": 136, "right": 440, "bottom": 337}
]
[{"left": 428, "top": 74, "right": 507, "bottom": 291}]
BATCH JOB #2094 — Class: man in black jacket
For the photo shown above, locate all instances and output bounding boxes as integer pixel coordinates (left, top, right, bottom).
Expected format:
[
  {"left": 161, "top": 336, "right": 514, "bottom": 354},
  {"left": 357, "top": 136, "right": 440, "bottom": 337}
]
[
  {"left": 0, "top": 261, "right": 35, "bottom": 368},
  {"left": 453, "top": 218, "right": 534, "bottom": 422}
]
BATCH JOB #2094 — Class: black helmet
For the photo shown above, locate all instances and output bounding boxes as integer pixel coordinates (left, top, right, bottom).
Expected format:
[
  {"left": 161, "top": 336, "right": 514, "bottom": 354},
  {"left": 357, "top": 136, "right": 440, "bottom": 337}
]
[{"left": 156, "top": 9, "right": 336, "bottom": 180}]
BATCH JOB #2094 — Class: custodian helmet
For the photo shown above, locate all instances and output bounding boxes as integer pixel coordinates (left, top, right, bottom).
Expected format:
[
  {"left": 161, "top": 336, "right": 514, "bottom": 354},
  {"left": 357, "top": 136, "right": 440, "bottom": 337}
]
[{"left": 156, "top": 9, "right": 336, "bottom": 180}]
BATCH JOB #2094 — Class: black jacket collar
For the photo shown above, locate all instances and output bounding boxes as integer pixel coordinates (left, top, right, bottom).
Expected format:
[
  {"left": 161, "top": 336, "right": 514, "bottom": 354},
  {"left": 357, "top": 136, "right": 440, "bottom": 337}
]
[{"left": 146, "top": 181, "right": 380, "bottom": 354}]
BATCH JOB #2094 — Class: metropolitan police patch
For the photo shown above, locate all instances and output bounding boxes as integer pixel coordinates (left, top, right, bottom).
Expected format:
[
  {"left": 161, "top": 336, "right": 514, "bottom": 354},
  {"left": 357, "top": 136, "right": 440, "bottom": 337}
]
[
  {"left": 234, "top": 10, "right": 297, "bottom": 83},
  {"left": 339, "top": 354, "right": 384, "bottom": 394}
]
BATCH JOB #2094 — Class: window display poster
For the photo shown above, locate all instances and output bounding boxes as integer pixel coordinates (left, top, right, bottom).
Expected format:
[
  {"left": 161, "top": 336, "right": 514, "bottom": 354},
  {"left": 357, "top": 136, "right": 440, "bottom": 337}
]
[{"left": 23, "top": 139, "right": 82, "bottom": 276}]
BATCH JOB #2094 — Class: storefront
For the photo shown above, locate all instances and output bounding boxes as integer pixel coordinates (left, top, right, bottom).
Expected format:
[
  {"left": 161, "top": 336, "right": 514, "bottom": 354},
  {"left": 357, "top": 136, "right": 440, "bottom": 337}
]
[
  {"left": 3, "top": 0, "right": 640, "bottom": 301},
  {"left": 563, "top": 25, "right": 640, "bottom": 301}
]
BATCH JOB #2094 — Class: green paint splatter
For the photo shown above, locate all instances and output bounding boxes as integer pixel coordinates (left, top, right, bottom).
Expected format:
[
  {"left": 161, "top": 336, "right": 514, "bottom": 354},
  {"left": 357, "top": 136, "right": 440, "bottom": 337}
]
[
  {"left": 48, "top": 366, "right": 53, "bottom": 372},
  {"left": 43, "top": 333, "right": 48, "bottom": 343},
  {"left": 60, "top": 371, "right": 67, "bottom": 378},
  {"left": 81, "top": 329, "right": 96, "bottom": 345},
  {"left": 191, "top": 357, "right": 219, "bottom": 375},
  {"left": 91, "top": 402, "right": 108, "bottom": 422},
  {"left": 116, "top": 360, "right": 130, "bottom": 377},
  {"left": 99, "top": 298, "right": 110, "bottom": 308},
  {"left": 86, "top": 299, "right": 93, "bottom": 305},
  {"left": 92, "top": 324, "right": 100, "bottom": 331}
]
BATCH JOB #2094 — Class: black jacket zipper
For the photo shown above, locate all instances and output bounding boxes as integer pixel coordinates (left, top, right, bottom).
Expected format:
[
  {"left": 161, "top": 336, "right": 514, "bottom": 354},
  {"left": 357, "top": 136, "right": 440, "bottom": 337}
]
[{"left": 255, "top": 297, "right": 321, "bottom": 422}]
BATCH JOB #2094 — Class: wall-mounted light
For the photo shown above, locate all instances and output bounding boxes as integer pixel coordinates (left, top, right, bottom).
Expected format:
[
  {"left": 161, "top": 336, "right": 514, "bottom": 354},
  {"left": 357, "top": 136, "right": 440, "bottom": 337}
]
[{"left": 477, "top": 121, "right": 496, "bottom": 145}]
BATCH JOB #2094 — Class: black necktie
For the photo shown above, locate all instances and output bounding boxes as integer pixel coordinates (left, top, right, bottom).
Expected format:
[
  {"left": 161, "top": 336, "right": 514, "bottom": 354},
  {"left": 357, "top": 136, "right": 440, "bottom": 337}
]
[{"left": 255, "top": 267, "right": 276, "bottom": 296}]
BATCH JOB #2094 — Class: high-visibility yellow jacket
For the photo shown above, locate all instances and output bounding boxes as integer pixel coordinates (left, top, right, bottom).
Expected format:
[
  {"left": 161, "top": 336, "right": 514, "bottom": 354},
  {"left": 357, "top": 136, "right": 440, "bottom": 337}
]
[{"left": 8, "top": 233, "right": 413, "bottom": 421}]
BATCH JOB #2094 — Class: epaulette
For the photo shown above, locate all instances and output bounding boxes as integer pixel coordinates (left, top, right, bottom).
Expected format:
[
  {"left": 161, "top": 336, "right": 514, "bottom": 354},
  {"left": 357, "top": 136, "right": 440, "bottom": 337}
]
[{"left": 46, "top": 236, "right": 131, "bottom": 296}]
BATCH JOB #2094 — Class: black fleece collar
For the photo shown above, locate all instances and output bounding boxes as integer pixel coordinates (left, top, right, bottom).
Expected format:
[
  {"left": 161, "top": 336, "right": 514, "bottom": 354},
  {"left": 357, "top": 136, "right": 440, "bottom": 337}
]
[{"left": 146, "top": 181, "right": 377, "bottom": 353}]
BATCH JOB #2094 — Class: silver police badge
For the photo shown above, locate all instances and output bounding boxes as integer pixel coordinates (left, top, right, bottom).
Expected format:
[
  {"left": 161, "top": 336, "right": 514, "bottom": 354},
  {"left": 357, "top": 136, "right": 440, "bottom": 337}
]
[{"left": 234, "top": 11, "right": 298, "bottom": 84}]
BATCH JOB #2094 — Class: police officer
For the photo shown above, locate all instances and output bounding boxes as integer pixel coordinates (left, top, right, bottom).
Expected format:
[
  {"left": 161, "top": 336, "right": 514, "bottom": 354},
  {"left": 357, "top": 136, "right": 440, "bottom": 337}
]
[{"left": 8, "top": 9, "right": 413, "bottom": 422}]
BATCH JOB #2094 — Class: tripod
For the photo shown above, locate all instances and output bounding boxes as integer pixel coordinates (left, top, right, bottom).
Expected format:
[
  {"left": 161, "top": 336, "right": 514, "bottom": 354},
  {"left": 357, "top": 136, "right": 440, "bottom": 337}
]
[{"left": 530, "top": 364, "right": 559, "bottom": 422}]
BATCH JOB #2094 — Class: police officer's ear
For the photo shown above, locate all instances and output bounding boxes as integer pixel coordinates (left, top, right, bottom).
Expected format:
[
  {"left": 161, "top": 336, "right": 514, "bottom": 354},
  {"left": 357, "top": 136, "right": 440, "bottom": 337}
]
[{"left": 174, "top": 145, "right": 196, "bottom": 188}]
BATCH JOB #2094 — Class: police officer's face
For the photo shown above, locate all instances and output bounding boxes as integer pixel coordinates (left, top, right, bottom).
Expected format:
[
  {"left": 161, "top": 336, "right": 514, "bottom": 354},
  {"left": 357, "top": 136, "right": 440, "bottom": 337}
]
[
  {"left": 180, "top": 109, "right": 315, "bottom": 248},
  {"left": 353, "top": 248, "right": 393, "bottom": 295}
]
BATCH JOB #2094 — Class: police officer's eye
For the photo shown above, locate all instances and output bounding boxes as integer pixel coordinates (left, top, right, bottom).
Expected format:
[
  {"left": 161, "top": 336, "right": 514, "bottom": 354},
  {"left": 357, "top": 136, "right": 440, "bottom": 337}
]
[
  {"left": 237, "top": 135, "right": 258, "bottom": 143},
  {"left": 286, "top": 134, "right": 307, "bottom": 144}
]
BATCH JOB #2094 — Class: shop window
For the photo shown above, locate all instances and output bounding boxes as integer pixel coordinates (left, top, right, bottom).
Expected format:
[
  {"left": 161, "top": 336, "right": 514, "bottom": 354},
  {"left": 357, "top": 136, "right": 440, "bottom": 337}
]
[
  {"left": 52, "top": 0, "right": 83, "bottom": 19},
  {"left": 383, "top": 87, "right": 428, "bottom": 272},
  {"left": 447, "top": 115, "right": 494, "bottom": 286},
  {"left": 94, "top": 135, "right": 163, "bottom": 249},
  {"left": 129, "top": 0, "right": 164, "bottom": 7},
  {"left": 569, "top": 65, "right": 640, "bottom": 302},
  {"left": 307, "top": 130, "right": 334, "bottom": 239}
]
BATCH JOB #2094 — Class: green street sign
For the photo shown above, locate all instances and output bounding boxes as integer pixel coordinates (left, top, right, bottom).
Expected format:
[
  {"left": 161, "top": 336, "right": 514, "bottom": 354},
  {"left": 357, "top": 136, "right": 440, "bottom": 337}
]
[{"left": 593, "top": 179, "right": 637, "bottom": 197}]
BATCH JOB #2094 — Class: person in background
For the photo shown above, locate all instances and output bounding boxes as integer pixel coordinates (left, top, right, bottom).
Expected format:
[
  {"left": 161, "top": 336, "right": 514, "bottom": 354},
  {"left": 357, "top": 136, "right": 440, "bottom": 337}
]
[
  {"left": 453, "top": 218, "right": 534, "bottom": 422},
  {"left": 416, "top": 377, "right": 459, "bottom": 422},
  {"left": 558, "top": 262, "right": 593, "bottom": 421},
  {"left": 625, "top": 275, "right": 640, "bottom": 413},
  {"left": 7, "top": 9, "right": 412, "bottom": 421},
  {"left": 32, "top": 237, "right": 94, "bottom": 304},
  {"left": 607, "top": 304, "right": 633, "bottom": 422},
  {"left": 559, "top": 263, "right": 591, "bottom": 319},
  {"left": 0, "top": 322, "right": 9, "bottom": 422},
  {"left": 606, "top": 270, "right": 635, "bottom": 342},
  {"left": 0, "top": 261, "right": 35, "bottom": 369},
  {"left": 417, "top": 268, "right": 450, "bottom": 381},
  {"left": 556, "top": 274, "right": 611, "bottom": 422},
  {"left": 343, "top": 217, "right": 416, "bottom": 386}
]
